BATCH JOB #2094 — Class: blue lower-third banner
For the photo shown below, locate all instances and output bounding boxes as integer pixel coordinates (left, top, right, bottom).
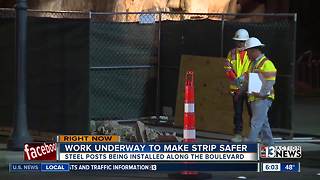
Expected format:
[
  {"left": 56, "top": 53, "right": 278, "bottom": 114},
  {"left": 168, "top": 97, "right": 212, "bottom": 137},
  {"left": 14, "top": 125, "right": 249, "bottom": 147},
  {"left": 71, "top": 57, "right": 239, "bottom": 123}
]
[
  {"left": 9, "top": 162, "right": 258, "bottom": 172},
  {"left": 9, "top": 163, "right": 69, "bottom": 172}
]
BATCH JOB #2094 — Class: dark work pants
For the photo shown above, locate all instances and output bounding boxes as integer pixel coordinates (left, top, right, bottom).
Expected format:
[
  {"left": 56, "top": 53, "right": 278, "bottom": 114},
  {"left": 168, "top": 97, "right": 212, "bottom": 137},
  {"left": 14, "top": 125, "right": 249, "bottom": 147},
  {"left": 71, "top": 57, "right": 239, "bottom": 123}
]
[{"left": 232, "top": 93, "right": 252, "bottom": 134}]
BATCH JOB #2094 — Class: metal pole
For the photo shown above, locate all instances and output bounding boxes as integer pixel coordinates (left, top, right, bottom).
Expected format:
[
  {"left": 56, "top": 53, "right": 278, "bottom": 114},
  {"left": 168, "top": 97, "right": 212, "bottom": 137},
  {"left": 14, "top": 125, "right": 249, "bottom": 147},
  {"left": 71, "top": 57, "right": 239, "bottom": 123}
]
[
  {"left": 7, "top": 0, "right": 32, "bottom": 150},
  {"left": 220, "top": 14, "right": 225, "bottom": 57},
  {"left": 288, "top": 13, "right": 297, "bottom": 136},
  {"left": 155, "top": 12, "right": 162, "bottom": 124}
]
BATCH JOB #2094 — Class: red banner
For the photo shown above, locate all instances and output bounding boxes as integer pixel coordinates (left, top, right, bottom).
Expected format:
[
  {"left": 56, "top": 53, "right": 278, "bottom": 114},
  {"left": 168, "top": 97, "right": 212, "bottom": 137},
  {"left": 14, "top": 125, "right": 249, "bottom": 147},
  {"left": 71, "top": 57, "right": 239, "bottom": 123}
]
[{"left": 24, "top": 142, "right": 56, "bottom": 161}]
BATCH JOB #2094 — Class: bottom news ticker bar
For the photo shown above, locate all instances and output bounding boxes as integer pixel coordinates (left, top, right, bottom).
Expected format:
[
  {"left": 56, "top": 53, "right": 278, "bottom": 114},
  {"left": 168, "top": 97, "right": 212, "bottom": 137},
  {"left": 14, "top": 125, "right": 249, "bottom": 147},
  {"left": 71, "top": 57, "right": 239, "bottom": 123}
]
[{"left": 9, "top": 162, "right": 259, "bottom": 172}]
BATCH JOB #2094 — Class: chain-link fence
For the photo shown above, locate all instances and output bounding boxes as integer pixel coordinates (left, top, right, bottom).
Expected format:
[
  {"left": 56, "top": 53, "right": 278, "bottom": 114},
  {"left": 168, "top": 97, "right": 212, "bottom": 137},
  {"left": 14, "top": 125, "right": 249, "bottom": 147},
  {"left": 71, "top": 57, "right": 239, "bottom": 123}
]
[
  {"left": 0, "top": 9, "right": 296, "bottom": 132},
  {"left": 89, "top": 12, "right": 160, "bottom": 121},
  {"left": 296, "top": 51, "right": 320, "bottom": 90},
  {"left": 0, "top": 8, "right": 90, "bottom": 133}
]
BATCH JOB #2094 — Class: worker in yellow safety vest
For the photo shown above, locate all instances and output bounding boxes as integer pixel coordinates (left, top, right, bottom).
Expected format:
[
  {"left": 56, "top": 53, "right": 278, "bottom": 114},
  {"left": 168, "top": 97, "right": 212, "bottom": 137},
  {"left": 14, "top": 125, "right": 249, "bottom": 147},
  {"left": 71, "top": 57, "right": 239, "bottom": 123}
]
[
  {"left": 224, "top": 29, "right": 252, "bottom": 142},
  {"left": 242, "top": 37, "right": 277, "bottom": 145}
]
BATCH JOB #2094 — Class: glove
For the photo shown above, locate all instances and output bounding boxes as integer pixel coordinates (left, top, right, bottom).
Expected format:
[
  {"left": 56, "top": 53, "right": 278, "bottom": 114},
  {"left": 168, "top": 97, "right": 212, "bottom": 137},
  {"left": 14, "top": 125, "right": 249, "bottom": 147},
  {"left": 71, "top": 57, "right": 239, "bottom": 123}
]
[{"left": 234, "top": 76, "right": 244, "bottom": 87}]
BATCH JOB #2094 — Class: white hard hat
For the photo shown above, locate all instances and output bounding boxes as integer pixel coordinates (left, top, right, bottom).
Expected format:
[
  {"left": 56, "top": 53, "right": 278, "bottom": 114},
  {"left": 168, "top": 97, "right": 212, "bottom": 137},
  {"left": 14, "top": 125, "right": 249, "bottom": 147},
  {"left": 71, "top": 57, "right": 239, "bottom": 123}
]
[
  {"left": 243, "top": 37, "right": 265, "bottom": 50},
  {"left": 233, "top": 29, "right": 249, "bottom": 41}
]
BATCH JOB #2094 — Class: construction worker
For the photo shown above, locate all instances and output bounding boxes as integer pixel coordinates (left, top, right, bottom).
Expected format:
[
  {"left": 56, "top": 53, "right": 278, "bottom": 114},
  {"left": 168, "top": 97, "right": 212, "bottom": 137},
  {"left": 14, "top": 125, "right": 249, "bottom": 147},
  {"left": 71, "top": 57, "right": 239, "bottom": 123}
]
[
  {"left": 242, "top": 37, "right": 276, "bottom": 146},
  {"left": 224, "top": 29, "right": 252, "bottom": 142}
]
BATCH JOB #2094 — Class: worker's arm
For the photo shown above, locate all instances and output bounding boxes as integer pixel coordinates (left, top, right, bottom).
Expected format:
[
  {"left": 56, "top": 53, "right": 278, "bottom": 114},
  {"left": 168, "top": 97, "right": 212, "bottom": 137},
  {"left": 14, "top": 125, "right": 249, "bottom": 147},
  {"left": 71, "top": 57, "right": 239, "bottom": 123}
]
[
  {"left": 225, "top": 68, "right": 237, "bottom": 81},
  {"left": 224, "top": 51, "right": 237, "bottom": 81},
  {"left": 259, "top": 80, "right": 275, "bottom": 97},
  {"left": 256, "top": 60, "right": 277, "bottom": 97}
]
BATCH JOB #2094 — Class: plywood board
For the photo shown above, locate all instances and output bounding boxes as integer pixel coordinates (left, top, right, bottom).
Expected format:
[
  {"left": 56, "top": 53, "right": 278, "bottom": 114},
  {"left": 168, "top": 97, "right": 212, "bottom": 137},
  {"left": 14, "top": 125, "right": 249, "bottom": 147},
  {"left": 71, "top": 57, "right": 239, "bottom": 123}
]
[{"left": 175, "top": 55, "right": 250, "bottom": 136}]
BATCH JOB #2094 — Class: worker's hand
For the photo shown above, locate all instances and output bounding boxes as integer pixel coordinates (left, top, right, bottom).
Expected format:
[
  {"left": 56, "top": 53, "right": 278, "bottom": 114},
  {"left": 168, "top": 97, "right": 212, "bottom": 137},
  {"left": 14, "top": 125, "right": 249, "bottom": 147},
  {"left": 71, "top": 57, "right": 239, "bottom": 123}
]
[{"left": 234, "top": 76, "right": 244, "bottom": 87}]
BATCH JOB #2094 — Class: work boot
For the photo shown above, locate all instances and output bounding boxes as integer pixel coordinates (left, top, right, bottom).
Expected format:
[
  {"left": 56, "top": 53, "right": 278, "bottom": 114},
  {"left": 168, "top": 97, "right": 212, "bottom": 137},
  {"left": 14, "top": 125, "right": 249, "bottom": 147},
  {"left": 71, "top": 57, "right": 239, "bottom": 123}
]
[{"left": 231, "top": 134, "right": 243, "bottom": 142}]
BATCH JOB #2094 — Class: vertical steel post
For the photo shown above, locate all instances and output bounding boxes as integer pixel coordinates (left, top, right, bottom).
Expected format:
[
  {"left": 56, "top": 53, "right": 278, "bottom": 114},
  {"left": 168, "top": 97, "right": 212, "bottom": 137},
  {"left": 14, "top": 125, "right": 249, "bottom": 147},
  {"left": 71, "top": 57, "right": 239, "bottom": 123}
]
[
  {"left": 220, "top": 14, "right": 225, "bottom": 57},
  {"left": 288, "top": 13, "right": 297, "bottom": 135},
  {"left": 156, "top": 12, "right": 162, "bottom": 123},
  {"left": 7, "top": 0, "right": 32, "bottom": 150}
]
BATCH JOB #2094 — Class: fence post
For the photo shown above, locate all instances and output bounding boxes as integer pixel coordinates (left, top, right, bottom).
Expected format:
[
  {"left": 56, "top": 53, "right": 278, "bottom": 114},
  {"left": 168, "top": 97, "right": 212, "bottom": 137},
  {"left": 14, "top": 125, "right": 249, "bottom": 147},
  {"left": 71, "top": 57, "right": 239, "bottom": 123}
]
[
  {"left": 7, "top": 0, "right": 32, "bottom": 150},
  {"left": 287, "top": 13, "right": 297, "bottom": 137},
  {"left": 156, "top": 12, "right": 162, "bottom": 123},
  {"left": 220, "top": 14, "right": 225, "bottom": 57}
]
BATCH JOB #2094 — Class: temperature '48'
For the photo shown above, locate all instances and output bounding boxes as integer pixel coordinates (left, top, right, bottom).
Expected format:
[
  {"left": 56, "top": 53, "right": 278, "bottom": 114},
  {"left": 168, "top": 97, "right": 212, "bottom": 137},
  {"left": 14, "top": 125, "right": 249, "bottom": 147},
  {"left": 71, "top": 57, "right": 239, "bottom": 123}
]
[{"left": 285, "top": 164, "right": 294, "bottom": 171}]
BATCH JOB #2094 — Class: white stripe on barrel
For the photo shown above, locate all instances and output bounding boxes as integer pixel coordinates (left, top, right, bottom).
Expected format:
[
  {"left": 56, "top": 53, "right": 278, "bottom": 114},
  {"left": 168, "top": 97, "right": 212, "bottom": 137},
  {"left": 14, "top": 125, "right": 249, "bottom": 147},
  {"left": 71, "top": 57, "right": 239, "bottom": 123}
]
[
  {"left": 183, "top": 129, "right": 196, "bottom": 139},
  {"left": 184, "top": 103, "right": 195, "bottom": 113}
]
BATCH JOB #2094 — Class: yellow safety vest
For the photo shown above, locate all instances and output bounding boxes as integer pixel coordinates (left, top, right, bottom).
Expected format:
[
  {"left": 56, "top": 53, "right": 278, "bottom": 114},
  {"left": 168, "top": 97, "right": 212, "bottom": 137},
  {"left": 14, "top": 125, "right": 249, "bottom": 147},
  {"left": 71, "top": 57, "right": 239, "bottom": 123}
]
[
  {"left": 248, "top": 55, "right": 277, "bottom": 102},
  {"left": 224, "top": 48, "right": 251, "bottom": 92}
]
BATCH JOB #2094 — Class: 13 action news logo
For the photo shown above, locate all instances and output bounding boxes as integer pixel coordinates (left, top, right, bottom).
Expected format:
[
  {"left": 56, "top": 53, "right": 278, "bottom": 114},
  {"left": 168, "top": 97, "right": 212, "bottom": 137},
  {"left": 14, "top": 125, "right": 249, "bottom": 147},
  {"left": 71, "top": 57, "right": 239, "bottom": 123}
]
[{"left": 260, "top": 146, "right": 302, "bottom": 158}]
